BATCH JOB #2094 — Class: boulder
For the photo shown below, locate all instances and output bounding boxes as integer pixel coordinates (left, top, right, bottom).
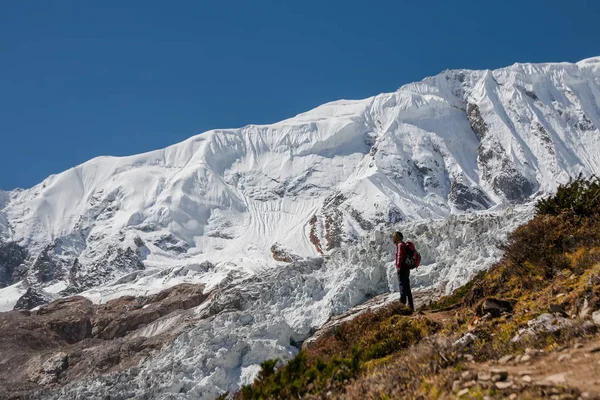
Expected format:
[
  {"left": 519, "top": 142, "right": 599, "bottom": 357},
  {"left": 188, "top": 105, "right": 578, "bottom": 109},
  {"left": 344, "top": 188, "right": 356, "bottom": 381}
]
[
  {"left": 453, "top": 332, "right": 477, "bottom": 348},
  {"left": 592, "top": 310, "right": 600, "bottom": 326},
  {"left": 42, "top": 352, "right": 68, "bottom": 375},
  {"left": 512, "top": 313, "right": 575, "bottom": 342},
  {"left": 579, "top": 298, "right": 591, "bottom": 318},
  {"left": 477, "top": 298, "right": 513, "bottom": 318},
  {"left": 548, "top": 304, "right": 567, "bottom": 317},
  {"left": 29, "top": 352, "right": 69, "bottom": 386}
]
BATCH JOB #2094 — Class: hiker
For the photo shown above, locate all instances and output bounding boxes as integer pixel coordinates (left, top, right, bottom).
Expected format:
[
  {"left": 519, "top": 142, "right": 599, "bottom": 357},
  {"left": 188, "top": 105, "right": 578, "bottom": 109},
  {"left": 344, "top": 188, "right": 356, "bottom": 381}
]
[{"left": 392, "top": 231, "right": 414, "bottom": 312}]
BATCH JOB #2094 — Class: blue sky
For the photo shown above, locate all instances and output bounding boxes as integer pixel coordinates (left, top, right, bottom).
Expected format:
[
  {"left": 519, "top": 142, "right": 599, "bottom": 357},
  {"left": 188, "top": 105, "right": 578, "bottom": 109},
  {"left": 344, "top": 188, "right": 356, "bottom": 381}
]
[{"left": 1, "top": 0, "right": 599, "bottom": 190}]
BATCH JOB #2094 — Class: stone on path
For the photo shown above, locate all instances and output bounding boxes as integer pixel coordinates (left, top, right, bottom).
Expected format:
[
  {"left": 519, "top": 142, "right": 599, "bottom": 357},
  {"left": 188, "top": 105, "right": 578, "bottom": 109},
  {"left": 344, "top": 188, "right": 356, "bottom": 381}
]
[
  {"left": 495, "top": 381, "right": 514, "bottom": 389},
  {"left": 592, "top": 310, "right": 600, "bottom": 326},
  {"left": 498, "top": 354, "right": 514, "bottom": 364},
  {"left": 543, "top": 373, "right": 567, "bottom": 385}
]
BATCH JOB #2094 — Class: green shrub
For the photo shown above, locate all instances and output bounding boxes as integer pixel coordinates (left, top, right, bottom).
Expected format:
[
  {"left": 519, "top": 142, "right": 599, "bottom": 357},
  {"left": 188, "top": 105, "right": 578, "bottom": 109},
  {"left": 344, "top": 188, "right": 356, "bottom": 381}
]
[
  {"left": 536, "top": 175, "right": 600, "bottom": 217},
  {"left": 257, "top": 359, "right": 278, "bottom": 380},
  {"left": 237, "top": 307, "right": 438, "bottom": 399}
]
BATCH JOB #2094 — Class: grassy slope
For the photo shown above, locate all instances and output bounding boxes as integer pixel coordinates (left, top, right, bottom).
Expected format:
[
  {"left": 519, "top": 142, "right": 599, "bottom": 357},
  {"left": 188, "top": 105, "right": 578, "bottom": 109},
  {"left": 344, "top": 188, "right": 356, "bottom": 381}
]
[{"left": 236, "top": 177, "right": 600, "bottom": 399}]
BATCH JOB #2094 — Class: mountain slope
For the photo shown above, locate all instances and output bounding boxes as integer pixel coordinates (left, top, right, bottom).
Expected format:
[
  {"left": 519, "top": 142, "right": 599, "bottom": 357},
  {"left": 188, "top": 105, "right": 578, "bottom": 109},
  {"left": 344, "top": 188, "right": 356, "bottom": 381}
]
[
  {"left": 237, "top": 176, "right": 600, "bottom": 400},
  {"left": 0, "top": 57, "right": 600, "bottom": 398},
  {"left": 1, "top": 57, "right": 600, "bottom": 306}
]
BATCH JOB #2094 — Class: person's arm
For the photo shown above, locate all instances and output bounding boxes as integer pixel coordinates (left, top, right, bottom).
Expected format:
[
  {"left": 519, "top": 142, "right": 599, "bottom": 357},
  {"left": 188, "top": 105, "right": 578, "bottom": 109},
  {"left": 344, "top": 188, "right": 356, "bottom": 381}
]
[
  {"left": 395, "top": 243, "right": 400, "bottom": 269},
  {"left": 399, "top": 243, "right": 407, "bottom": 268}
]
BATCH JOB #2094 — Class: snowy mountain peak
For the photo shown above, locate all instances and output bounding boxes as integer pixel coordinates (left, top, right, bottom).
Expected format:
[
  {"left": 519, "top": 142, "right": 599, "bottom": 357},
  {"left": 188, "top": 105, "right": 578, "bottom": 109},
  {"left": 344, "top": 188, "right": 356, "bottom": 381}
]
[
  {"left": 578, "top": 55, "right": 600, "bottom": 66},
  {"left": 1, "top": 57, "right": 599, "bottom": 307}
]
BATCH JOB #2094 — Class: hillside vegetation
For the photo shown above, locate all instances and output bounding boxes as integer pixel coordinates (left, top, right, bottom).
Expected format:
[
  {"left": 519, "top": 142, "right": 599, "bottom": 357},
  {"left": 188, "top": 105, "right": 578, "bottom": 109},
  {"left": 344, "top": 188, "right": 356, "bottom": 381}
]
[{"left": 236, "top": 176, "right": 600, "bottom": 399}]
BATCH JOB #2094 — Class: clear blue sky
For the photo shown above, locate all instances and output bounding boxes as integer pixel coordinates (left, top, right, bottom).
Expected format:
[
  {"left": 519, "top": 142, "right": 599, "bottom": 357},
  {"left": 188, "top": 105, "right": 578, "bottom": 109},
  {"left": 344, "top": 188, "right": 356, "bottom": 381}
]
[{"left": 1, "top": 0, "right": 599, "bottom": 190}]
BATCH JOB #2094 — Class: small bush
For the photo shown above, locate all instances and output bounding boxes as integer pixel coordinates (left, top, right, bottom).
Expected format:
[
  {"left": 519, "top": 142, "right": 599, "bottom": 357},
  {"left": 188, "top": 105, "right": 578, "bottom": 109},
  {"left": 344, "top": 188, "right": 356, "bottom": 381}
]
[
  {"left": 461, "top": 211, "right": 600, "bottom": 306},
  {"left": 536, "top": 175, "right": 600, "bottom": 217}
]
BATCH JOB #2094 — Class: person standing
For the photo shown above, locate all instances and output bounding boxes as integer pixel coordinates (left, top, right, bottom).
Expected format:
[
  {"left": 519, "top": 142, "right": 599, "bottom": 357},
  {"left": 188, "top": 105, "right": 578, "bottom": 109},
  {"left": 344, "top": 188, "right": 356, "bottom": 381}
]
[{"left": 392, "top": 231, "right": 414, "bottom": 312}]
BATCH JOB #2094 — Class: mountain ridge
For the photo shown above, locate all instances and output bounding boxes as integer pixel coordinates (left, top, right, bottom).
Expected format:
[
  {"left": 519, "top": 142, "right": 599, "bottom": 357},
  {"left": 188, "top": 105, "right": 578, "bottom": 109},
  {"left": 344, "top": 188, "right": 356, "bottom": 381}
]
[{"left": 1, "top": 57, "right": 600, "bottom": 311}]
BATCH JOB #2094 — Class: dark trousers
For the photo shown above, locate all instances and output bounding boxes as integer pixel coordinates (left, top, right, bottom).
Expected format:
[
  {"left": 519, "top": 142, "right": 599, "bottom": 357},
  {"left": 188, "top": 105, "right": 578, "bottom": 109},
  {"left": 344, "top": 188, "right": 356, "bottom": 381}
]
[{"left": 397, "top": 268, "right": 414, "bottom": 311}]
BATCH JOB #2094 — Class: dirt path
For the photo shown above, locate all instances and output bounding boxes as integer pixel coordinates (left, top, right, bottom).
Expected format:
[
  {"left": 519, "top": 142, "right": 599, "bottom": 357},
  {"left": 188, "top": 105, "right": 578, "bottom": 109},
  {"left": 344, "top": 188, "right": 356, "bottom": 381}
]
[
  {"left": 453, "top": 336, "right": 600, "bottom": 399},
  {"left": 418, "top": 307, "right": 600, "bottom": 398}
]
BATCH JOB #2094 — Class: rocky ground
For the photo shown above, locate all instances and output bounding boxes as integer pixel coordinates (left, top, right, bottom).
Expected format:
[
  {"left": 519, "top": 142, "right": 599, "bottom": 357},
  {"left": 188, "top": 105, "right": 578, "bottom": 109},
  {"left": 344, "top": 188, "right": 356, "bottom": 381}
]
[
  {"left": 282, "top": 299, "right": 600, "bottom": 400},
  {"left": 455, "top": 338, "right": 600, "bottom": 398},
  {"left": 425, "top": 308, "right": 600, "bottom": 399},
  {"left": 0, "top": 284, "right": 207, "bottom": 400}
]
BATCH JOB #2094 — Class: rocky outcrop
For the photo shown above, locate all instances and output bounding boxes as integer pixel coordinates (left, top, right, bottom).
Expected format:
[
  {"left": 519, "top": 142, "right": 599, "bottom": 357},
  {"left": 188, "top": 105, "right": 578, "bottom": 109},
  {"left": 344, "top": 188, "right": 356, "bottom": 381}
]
[
  {"left": 476, "top": 298, "right": 513, "bottom": 318},
  {"left": 91, "top": 284, "right": 206, "bottom": 340},
  {"left": 270, "top": 242, "right": 301, "bottom": 263},
  {"left": 0, "top": 240, "right": 27, "bottom": 288},
  {"left": 479, "top": 145, "right": 536, "bottom": 202},
  {"left": 349, "top": 208, "right": 374, "bottom": 231},
  {"left": 448, "top": 179, "right": 493, "bottom": 211},
  {"left": 68, "top": 245, "right": 145, "bottom": 293},
  {"left": 309, "top": 215, "right": 323, "bottom": 254},
  {"left": 14, "top": 287, "right": 52, "bottom": 310},
  {"left": 467, "top": 103, "right": 488, "bottom": 140},
  {"left": 31, "top": 244, "right": 62, "bottom": 284},
  {"left": 0, "top": 283, "right": 208, "bottom": 399},
  {"left": 323, "top": 192, "right": 346, "bottom": 251},
  {"left": 35, "top": 352, "right": 69, "bottom": 385}
]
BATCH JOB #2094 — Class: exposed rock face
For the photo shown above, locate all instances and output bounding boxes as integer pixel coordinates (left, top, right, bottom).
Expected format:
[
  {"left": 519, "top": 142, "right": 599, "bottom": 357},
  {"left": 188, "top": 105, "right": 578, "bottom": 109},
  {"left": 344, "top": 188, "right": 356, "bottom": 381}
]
[
  {"left": 270, "top": 242, "right": 301, "bottom": 263},
  {"left": 467, "top": 103, "right": 488, "bottom": 140},
  {"left": 67, "top": 244, "right": 146, "bottom": 294},
  {"left": 322, "top": 192, "right": 346, "bottom": 251},
  {"left": 309, "top": 215, "right": 323, "bottom": 254},
  {"left": 36, "top": 296, "right": 95, "bottom": 343},
  {"left": 0, "top": 283, "right": 207, "bottom": 400},
  {"left": 41, "top": 352, "right": 69, "bottom": 375},
  {"left": 0, "top": 241, "right": 27, "bottom": 288},
  {"left": 92, "top": 284, "right": 206, "bottom": 340},
  {"left": 14, "top": 287, "right": 52, "bottom": 310},
  {"left": 40, "top": 352, "right": 69, "bottom": 384},
  {"left": 478, "top": 145, "right": 536, "bottom": 202},
  {"left": 153, "top": 233, "right": 189, "bottom": 253},
  {"left": 349, "top": 207, "right": 374, "bottom": 231},
  {"left": 448, "top": 179, "right": 493, "bottom": 211},
  {"left": 31, "top": 244, "right": 62, "bottom": 284}
]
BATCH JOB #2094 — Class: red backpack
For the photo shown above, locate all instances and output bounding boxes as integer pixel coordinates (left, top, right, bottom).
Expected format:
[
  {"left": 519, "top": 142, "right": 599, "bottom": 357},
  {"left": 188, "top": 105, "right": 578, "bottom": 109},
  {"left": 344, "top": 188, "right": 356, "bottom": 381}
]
[{"left": 404, "top": 241, "right": 421, "bottom": 269}]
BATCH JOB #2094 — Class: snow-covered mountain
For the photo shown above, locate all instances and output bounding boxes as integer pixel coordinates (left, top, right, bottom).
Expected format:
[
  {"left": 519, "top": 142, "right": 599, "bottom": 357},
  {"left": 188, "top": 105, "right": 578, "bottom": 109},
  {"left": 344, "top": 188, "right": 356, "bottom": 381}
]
[
  {"left": 2, "top": 58, "right": 600, "bottom": 302},
  {"left": 1, "top": 57, "right": 600, "bottom": 398}
]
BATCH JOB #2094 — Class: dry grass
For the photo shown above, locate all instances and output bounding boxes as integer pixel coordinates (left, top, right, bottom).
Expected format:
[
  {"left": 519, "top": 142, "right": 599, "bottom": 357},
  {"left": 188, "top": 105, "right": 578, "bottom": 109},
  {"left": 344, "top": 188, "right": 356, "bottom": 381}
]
[
  {"left": 237, "top": 304, "right": 438, "bottom": 399},
  {"left": 236, "top": 179, "right": 600, "bottom": 399}
]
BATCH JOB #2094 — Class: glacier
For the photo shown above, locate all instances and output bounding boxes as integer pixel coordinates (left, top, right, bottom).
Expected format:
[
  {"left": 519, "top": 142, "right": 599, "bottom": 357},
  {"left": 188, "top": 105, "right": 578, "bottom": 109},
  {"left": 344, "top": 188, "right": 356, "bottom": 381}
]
[{"left": 1, "top": 57, "right": 600, "bottom": 397}]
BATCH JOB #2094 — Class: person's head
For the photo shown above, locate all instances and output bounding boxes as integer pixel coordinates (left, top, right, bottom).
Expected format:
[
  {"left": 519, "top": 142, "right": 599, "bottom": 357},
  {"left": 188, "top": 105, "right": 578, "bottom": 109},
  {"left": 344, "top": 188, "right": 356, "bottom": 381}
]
[{"left": 392, "top": 231, "right": 403, "bottom": 244}]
